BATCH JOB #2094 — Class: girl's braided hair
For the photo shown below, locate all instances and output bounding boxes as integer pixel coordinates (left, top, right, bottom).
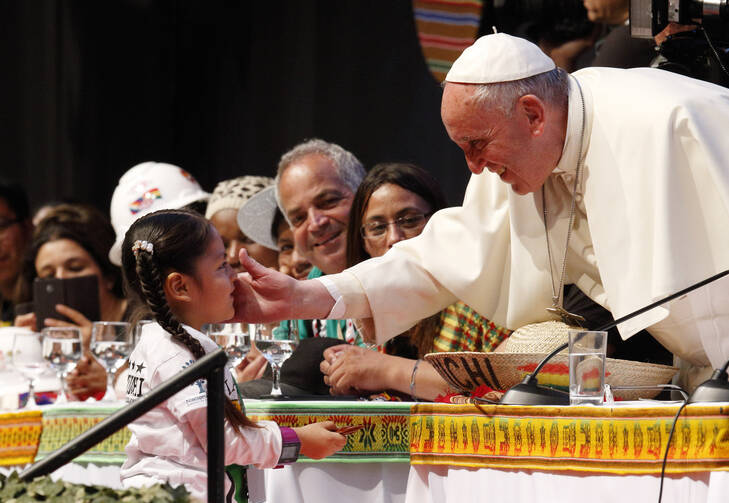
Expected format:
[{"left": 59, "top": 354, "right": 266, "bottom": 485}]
[{"left": 122, "top": 209, "right": 256, "bottom": 431}]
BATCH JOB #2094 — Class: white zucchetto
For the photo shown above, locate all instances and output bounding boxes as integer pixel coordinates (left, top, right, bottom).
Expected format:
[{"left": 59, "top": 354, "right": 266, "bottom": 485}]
[{"left": 445, "top": 33, "right": 556, "bottom": 84}]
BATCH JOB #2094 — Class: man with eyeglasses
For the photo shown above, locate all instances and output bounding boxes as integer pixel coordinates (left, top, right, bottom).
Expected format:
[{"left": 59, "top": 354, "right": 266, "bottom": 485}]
[{"left": 0, "top": 180, "right": 33, "bottom": 325}]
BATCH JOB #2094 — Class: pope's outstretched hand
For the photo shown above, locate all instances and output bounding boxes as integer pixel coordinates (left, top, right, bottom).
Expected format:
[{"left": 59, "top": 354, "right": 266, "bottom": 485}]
[{"left": 232, "top": 248, "right": 334, "bottom": 323}]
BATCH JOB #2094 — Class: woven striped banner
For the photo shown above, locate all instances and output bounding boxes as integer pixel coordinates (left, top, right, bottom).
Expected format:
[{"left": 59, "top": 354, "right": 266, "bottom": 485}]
[
  {"left": 35, "top": 406, "right": 131, "bottom": 466},
  {"left": 247, "top": 401, "right": 411, "bottom": 463},
  {"left": 0, "top": 410, "right": 42, "bottom": 466},
  {"left": 413, "top": 0, "right": 483, "bottom": 82},
  {"left": 410, "top": 403, "right": 729, "bottom": 474}
]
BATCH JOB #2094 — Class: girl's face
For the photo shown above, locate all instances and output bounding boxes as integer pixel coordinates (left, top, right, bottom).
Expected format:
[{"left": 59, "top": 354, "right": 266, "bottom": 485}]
[{"left": 184, "top": 229, "right": 237, "bottom": 328}]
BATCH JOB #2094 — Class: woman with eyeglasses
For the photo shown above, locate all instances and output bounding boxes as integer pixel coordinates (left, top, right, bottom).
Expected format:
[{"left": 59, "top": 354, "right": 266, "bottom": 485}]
[{"left": 320, "top": 163, "right": 511, "bottom": 400}]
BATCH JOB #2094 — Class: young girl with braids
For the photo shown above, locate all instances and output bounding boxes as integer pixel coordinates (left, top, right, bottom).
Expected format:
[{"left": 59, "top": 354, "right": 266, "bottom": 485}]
[{"left": 119, "top": 209, "right": 345, "bottom": 501}]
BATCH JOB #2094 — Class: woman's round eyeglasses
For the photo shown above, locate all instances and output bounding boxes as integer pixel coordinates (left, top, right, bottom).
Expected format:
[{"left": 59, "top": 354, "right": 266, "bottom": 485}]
[{"left": 360, "top": 213, "right": 431, "bottom": 240}]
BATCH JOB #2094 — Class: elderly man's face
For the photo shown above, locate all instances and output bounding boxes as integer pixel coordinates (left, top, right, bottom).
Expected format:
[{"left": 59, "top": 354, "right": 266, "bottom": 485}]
[
  {"left": 277, "top": 153, "right": 354, "bottom": 274},
  {"left": 441, "top": 83, "right": 561, "bottom": 195}
]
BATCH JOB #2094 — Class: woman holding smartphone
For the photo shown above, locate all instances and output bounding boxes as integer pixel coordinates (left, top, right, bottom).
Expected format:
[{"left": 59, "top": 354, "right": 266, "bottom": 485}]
[{"left": 15, "top": 203, "right": 129, "bottom": 400}]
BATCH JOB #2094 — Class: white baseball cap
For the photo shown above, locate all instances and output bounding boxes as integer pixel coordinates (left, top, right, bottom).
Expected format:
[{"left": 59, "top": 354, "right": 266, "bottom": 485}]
[
  {"left": 445, "top": 33, "right": 555, "bottom": 84},
  {"left": 236, "top": 185, "right": 279, "bottom": 251},
  {"left": 108, "top": 162, "right": 210, "bottom": 265}
]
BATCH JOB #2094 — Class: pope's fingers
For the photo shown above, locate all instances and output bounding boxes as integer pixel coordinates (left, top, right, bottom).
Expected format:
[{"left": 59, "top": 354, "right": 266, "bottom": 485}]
[{"left": 238, "top": 248, "right": 269, "bottom": 280}]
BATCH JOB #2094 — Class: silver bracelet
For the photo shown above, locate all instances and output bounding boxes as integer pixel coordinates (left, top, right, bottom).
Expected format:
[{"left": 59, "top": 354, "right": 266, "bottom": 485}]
[{"left": 410, "top": 359, "right": 422, "bottom": 402}]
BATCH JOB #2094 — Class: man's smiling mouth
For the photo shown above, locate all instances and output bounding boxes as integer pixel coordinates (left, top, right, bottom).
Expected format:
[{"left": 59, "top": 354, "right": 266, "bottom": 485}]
[{"left": 314, "top": 231, "right": 341, "bottom": 248}]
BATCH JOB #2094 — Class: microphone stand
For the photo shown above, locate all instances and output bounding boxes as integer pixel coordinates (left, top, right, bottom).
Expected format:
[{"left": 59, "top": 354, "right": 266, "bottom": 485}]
[{"left": 499, "top": 269, "right": 729, "bottom": 406}]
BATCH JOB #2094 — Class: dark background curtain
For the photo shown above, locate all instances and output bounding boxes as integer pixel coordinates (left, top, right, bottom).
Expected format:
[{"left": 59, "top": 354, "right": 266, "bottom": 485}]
[{"left": 0, "top": 0, "right": 472, "bottom": 215}]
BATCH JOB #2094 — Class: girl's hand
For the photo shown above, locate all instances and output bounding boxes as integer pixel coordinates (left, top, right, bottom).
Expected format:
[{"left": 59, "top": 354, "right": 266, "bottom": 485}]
[
  {"left": 14, "top": 312, "right": 37, "bottom": 331},
  {"left": 44, "top": 304, "right": 93, "bottom": 348},
  {"left": 66, "top": 353, "right": 108, "bottom": 400},
  {"left": 293, "top": 421, "right": 347, "bottom": 459}
]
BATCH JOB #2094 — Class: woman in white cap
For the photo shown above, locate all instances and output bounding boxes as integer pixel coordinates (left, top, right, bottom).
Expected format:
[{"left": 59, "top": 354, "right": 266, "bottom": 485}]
[{"left": 205, "top": 176, "right": 279, "bottom": 273}]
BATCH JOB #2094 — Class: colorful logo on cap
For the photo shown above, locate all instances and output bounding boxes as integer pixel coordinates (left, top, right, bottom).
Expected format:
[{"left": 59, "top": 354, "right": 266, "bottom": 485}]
[
  {"left": 179, "top": 168, "right": 198, "bottom": 184},
  {"left": 129, "top": 188, "right": 163, "bottom": 214}
]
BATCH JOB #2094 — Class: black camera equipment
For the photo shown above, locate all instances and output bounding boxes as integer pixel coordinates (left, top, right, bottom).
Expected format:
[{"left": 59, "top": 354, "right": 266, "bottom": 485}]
[
  {"left": 483, "top": 0, "right": 595, "bottom": 46},
  {"left": 630, "top": 0, "right": 729, "bottom": 86}
]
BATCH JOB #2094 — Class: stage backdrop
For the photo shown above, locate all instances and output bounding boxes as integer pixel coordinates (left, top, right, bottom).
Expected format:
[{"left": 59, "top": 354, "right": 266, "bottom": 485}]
[{"left": 0, "top": 0, "right": 481, "bottom": 214}]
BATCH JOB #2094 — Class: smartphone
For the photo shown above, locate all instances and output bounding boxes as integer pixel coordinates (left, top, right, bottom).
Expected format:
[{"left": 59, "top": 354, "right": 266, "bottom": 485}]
[{"left": 33, "top": 275, "right": 100, "bottom": 328}]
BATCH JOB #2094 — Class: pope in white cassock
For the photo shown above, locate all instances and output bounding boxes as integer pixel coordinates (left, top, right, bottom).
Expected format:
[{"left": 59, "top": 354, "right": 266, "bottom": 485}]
[{"left": 233, "top": 33, "right": 729, "bottom": 390}]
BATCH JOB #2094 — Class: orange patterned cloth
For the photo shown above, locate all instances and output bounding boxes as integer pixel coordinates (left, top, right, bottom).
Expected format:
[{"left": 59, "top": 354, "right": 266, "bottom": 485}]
[
  {"left": 410, "top": 403, "right": 729, "bottom": 474},
  {"left": 0, "top": 410, "right": 42, "bottom": 466}
]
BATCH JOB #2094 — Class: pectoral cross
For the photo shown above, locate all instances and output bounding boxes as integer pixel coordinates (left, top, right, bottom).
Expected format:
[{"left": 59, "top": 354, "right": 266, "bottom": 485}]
[{"left": 546, "top": 306, "right": 586, "bottom": 326}]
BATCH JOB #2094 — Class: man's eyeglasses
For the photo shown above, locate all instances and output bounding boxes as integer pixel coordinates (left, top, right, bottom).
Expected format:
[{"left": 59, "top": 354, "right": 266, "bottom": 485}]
[{"left": 360, "top": 213, "right": 430, "bottom": 240}]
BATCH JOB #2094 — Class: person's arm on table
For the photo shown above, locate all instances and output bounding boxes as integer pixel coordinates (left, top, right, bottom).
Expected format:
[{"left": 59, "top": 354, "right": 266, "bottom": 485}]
[{"left": 321, "top": 344, "right": 452, "bottom": 401}]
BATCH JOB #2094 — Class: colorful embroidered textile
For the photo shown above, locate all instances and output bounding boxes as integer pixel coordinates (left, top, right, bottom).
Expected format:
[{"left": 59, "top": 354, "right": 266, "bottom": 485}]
[
  {"left": 413, "top": 0, "right": 483, "bottom": 82},
  {"left": 246, "top": 401, "right": 411, "bottom": 462},
  {"left": 410, "top": 403, "right": 729, "bottom": 474},
  {"left": 35, "top": 406, "right": 131, "bottom": 466},
  {"left": 433, "top": 301, "right": 511, "bottom": 353},
  {"left": 0, "top": 410, "right": 42, "bottom": 466}
]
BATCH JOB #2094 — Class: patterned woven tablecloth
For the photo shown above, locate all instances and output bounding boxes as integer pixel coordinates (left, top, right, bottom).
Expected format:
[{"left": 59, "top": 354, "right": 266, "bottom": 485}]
[
  {"left": 0, "top": 410, "right": 42, "bottom": 466},
  {"left": 246, "top": 400, "right": 411, "bottom": 463},
  {"left": 409, "top": 403, "right": 729, "bottom": 474},
  {"left": 34, "top": 406, "right": 131, "bottom": 466}
]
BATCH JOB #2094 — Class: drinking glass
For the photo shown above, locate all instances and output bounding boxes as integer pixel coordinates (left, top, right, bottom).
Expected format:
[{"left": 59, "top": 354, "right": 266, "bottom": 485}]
[
  {"left": 42, "top": 327, "right": 82, "bottom": 404},
  {"left": 90, "top": 321, "right": 132, "bottom": 401},
  {"left": 12, "top": 332, "right": 47, "bottom": 409},
  {"left": 133, "top": 319, "right": 153, "bottom": 346},
  {"left": 568, "top": 330, "right": 607, "bottom": 406},
  {"left": 254, "top": 321, "right": 298, "bottom": 397},
  {"left": 206, "top": 323, "right": 252, "bottom": 368}
]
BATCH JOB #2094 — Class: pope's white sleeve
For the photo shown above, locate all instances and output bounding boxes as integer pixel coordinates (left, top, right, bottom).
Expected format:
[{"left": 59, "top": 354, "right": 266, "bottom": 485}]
[
  {"left": 324, "top": 173, "right": 513, "bottom": 345},
  {"left": 186, "top": 408, "right": 282, "bottom": 468}
]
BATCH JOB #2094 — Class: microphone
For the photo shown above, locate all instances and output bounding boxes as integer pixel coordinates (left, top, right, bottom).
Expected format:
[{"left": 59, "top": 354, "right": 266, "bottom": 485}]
[{"left": 499, "top": 269, "right": 729, "bottom": 406}]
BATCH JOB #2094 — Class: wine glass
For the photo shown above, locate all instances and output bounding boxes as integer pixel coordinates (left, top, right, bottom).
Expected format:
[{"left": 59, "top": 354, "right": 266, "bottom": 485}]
[
  {"left": 12, "top": 332, "right": 47, "bottom": 409},
  {"left": 90, "top": 321, "right": 132, "bottom": 401},
  {"left": 206, "top": 323, "right": 252, "bottom": 368},
  {"left": 41, "top": 327, "right": 82, "bottom": 404},
  {"left": 254, "top": 321, "right": 298, "bottom": 397},
  {"left": 133, "top": 319, "right": 153, "bottom": 346}
]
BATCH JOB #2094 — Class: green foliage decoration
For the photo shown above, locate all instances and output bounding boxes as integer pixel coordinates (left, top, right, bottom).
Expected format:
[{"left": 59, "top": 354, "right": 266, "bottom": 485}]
[{"left": 0, "top": 471, "right": 193, "bottom": 502}]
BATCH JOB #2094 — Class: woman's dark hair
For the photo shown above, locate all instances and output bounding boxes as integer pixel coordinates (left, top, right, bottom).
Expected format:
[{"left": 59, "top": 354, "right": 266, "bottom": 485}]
[
  {"left": 121, "top": 208, "right": 256, "bottom": 431},
  {"left": 0, "top": 179, "right": 30, "bottom": 222},
  {"left": 26, "top": 203, "right": 123, "bottom": 299},
  {"left": 346, "top": 163, "right": 447, "bottom": 268},
  {"left": 345, "top": 163, "right": 447, "bottom": 357}
]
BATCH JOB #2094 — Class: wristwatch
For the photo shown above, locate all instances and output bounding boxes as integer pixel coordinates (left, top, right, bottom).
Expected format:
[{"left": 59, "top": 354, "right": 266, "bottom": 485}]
[{"left": 276, "top": 427, "right": 301, "bottom": 467}]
